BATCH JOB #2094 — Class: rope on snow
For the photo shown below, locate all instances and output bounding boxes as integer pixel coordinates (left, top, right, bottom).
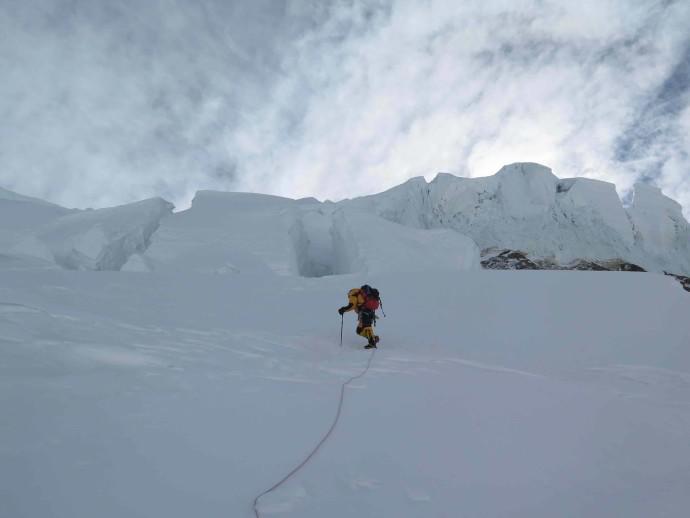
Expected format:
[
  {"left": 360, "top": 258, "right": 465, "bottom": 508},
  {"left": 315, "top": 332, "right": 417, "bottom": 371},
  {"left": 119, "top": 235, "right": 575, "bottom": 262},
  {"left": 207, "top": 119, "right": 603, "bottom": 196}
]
[{"left": 252, "top": 348, "right": 377, "bottom": 517}]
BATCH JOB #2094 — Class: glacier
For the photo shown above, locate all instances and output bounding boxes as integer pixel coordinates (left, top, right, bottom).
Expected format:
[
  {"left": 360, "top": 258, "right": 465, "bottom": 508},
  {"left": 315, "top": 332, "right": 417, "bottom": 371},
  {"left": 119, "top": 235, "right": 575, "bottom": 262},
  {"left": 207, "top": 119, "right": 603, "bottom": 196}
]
[
  {"left": 3, "top": 162, "right": 690, "bottom": 277},
  {"left": 7, "top": 198, "right": 173, "bottom": 271},
  {"left": 122, "top": 191, "right": 480, "bottom": 276},
  {"left": 343, "top": 162, "right": 690, "bottom": 275}
]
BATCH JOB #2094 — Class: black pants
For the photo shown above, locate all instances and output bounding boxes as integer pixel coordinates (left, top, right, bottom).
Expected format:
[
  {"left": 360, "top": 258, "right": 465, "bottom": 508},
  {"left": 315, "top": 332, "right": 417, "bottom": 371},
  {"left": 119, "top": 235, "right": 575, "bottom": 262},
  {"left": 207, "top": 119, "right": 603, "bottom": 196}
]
[
  {"left": 356, "top": 309, "right": 376, "bottom": 340},
  {"left": 358, "top": 308, "right": 375, "bottom": 327}
]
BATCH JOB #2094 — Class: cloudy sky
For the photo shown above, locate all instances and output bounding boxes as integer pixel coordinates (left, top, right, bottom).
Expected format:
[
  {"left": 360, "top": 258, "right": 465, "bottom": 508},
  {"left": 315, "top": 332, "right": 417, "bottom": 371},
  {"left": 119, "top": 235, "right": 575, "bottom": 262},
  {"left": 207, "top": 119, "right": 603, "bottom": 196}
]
[{"left": 1, "top": 0, "right": 689, "bottom": 211}]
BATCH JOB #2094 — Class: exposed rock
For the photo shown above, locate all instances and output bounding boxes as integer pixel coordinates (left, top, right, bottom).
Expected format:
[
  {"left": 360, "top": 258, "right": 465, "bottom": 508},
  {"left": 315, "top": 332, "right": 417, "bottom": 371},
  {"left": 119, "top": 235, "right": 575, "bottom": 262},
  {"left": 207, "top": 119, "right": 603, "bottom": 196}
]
[
  {"left": 566, "top": 260, "right": 610, "bottom": 271},
  {"left": 664, "top": 272, "right": 690, "bottom": 292},
  {"left": 481, "top": 249, "right": 541, "bottom": 270},
  {"left": 600, "top": 260, "right": 646, "bottom": 272},
  {"left": 482, "top": 249, "right": 647, "bottom": 274}
]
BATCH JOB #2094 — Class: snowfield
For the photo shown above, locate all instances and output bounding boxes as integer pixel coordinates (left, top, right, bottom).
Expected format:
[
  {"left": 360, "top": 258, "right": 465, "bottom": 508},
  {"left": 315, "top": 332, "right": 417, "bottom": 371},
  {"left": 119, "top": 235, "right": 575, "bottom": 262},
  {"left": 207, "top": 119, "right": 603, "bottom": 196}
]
[
  {"left": 2, "top": 165, "right": 690, "bottom": 517},
  {"left": 2, "top": 269, "right": 690, "bottom": 518}
]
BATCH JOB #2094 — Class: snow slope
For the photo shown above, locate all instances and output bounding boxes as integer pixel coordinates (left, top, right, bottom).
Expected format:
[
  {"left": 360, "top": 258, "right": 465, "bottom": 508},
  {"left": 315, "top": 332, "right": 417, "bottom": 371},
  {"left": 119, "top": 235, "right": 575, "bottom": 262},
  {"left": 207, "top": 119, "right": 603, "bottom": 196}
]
[
  {"left": 1, "top": 177, "right": 690, "bottom": 517},
  {"left": 1, "top": 269, "right": 690, "bottom": 518},
  {"left": 341, "top": 163, "right": 690, "bottom": 275}
]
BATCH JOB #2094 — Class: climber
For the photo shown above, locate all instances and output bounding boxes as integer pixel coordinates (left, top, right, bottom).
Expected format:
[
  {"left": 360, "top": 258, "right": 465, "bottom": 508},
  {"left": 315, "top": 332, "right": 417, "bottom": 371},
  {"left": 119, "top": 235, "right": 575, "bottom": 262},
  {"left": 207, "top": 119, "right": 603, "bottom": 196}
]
[{"left": 338, "top": 284, "right": 381, "bottom": 349}]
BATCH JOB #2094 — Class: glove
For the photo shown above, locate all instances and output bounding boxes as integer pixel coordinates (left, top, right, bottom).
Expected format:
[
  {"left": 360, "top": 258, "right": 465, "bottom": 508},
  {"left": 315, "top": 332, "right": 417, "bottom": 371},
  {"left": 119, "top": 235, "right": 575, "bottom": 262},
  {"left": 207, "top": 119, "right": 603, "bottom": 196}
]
[{"left": 338, "top": 306, "right": 347, "bottom": 315}]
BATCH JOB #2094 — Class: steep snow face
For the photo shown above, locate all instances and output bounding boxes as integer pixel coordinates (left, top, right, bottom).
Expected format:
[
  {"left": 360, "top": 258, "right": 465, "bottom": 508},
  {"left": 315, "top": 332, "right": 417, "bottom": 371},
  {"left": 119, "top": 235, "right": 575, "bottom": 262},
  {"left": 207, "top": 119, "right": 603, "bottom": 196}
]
[
  {"left": 556, "top": 177, "right": 634, "bottom": 246},
  {"left": 494, "top": 163, "right": 557, "bottom": 217},
  {"left": 329, "top": 209, "right": 480, "bottom": 275},
  {"left": 292, "top": 208, "right": 480, "bottom": 277},
  {"left": 124, "top": 191, "right": 301, "bottom": 275},
  {"left": 12, "top": 198, "right": 173, "bottom": 271},
  {"left": 627, "top": 183, "right": 690, "bottom": 273},
  {"left": 4, "top": 162, "right": 689, "bottom": 276},
  {"left": 127, "top": 191, "right": 480, "bottom": 277},
  {"left": 290, "top": 208, "right": 337, "bottom": 277},
  {"left": 343, "top": 163, "right": 690, "bottom": 274},
  {"left": 357, "top": 177, "right": 431, "bottom": 229},
  {"left": 553, "top": 177, "right": 637, "bottom": 263}
]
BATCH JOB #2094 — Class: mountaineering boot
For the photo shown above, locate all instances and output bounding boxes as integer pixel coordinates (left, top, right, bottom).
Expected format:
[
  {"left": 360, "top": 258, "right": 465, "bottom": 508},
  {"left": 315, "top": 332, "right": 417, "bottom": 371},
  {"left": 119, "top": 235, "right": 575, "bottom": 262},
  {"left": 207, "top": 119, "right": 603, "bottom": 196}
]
[{"left": 364, "top": 336, "right": 379, "bottom": 349}]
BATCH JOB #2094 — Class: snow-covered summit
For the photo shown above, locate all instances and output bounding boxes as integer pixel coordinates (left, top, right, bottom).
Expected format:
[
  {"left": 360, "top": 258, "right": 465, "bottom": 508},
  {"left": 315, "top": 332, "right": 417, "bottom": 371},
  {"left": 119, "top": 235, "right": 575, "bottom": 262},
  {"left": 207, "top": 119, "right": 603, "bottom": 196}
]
[
  {"left": 342, "top": 162, "right": 690, "bottom": 275},
  {"left": 493, "top": 162, "right": 557, "bottom": 217}
]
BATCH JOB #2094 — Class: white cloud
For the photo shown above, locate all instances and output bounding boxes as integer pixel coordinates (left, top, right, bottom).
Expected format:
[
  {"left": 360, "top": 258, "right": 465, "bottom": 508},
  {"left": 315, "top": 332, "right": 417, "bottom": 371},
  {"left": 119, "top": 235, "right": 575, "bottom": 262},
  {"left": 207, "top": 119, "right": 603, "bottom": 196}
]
[
  {"left": 229, "top": 0, "right": 690, "bottom": 211},
  {"left": 1, "top": 0, "right": 689, "bottom": 215}
]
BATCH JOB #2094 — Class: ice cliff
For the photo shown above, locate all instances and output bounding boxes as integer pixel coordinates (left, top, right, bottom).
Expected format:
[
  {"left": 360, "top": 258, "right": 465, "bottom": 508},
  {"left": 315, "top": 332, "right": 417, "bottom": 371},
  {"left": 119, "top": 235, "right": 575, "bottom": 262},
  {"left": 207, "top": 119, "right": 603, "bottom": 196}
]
[
  {"left": 123, "top": 191, "right": 479, "bottom": 276},
  {"left": 341, "top": 163, "right": 690, "bottom": 275},
  {"left": 9, "top": 198, "right": 173, "bottom": 271},
  {"left": 2, "top": 162, "right": 689, "bottom": 276}
]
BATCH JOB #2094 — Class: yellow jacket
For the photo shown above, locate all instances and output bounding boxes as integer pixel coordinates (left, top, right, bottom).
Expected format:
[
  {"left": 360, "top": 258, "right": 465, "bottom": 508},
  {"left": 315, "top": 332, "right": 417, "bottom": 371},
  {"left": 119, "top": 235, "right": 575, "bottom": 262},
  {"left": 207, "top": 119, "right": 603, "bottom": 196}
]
[{"left": 343, "top": 288, "right": 366, "bottom": 313}]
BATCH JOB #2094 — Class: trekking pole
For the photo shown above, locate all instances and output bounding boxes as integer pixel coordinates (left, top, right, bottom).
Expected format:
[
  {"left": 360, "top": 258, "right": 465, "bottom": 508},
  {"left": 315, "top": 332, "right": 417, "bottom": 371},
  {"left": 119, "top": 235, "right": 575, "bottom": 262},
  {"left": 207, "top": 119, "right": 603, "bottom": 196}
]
[
  {"left": 340, "top": 314, "right": 344, "bottom": 347},
  {"left": 380, "top": 298, "right": 386, "bottom": 318}
]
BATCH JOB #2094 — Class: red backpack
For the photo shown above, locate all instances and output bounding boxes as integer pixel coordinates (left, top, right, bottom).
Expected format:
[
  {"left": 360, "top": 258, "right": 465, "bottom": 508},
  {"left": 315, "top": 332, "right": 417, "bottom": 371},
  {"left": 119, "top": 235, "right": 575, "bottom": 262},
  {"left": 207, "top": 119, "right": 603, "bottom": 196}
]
[{"left": 361, "top": 285, "right": 380, "bottom": 311}]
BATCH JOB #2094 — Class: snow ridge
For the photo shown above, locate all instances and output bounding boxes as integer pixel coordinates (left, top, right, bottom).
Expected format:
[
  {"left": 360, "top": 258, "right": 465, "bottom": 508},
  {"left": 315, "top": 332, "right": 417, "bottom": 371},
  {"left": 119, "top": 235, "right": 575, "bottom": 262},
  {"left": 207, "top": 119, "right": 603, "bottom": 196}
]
[
  {"left": 1, "top": 162, "right": 689, "bottom": 276},
  {"left": 342, "top": 163, "right": 690, "bottom": 276},
  {"left": 123, "top": 193, "right": 480, "bottom": 277}
]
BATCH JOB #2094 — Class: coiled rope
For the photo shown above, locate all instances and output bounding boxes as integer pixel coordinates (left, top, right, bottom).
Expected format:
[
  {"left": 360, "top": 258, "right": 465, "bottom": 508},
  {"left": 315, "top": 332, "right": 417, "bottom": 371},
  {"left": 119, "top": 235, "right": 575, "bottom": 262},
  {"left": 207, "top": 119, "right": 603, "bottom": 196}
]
[{"left": 252, "top": 348, "right": 377, "bottom": 517}]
